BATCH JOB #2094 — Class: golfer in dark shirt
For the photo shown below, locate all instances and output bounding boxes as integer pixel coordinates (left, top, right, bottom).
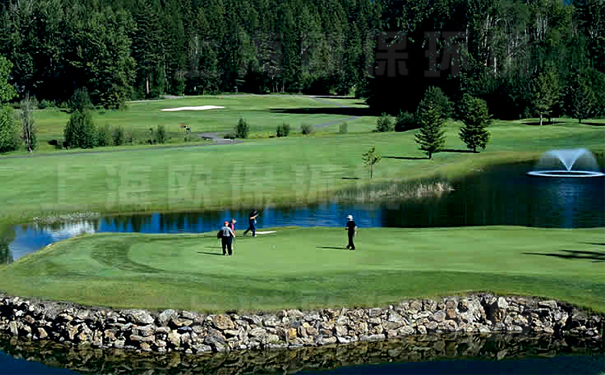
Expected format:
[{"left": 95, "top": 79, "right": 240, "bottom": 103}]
[
  {"left": 220, "top": 221, "right": 236, "bottom": 256},
  {"left": 244, "top": 210, "right": 258, "bottom": 237},
  {"left": 346, "top": 215, "right": 357, "bottom": 250}
]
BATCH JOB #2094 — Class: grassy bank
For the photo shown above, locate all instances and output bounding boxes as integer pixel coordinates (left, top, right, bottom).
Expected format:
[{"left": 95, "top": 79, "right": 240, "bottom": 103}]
[
  {"left": 1, "top": 116, "right": 604, "bottom": 224},
  {"left": 1, "top": 227, "right": 603, "bottom": 312}
]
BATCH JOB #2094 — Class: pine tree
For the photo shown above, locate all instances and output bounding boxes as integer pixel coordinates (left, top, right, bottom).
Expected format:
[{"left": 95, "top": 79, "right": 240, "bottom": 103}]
[
  {"left": 459, "top": 94, "right": 491, "bottom": 153},
  {"left": 571, "top": 77, "right": 596, "bottom": 124},
  {"left": 415, "top": 103, "right": 446, "bottom": 159},
  {"left": 0, "top": 56, "right": 17, "bottom": 153}
]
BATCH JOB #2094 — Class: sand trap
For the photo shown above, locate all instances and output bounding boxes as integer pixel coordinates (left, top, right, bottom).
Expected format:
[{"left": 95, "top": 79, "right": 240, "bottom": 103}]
[
  {"left": 161, "top": 106, "right": 224, "bottom": 112},
  {"left": 255, "top": 231, "right": 276, "bottom": 235}
]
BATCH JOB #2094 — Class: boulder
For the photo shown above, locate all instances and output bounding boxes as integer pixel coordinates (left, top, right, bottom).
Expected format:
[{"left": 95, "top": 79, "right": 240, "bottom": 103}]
[{"left": 212, "top": 314, "right": 235, "bottom": 330}]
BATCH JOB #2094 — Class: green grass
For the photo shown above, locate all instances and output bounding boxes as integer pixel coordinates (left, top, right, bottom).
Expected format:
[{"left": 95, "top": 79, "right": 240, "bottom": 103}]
[
  {"left": 1, "top": 117, "right": 604, "bottom": 224},
  {"left": 1, "top": 227, "right": 603, "bottom": 312},
  {"left": 26, "top": 95, "right": 374, "bottom": 152}
]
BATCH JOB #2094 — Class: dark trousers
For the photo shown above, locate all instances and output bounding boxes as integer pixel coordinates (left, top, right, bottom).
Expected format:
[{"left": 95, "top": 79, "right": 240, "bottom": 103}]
[
  {"left": 222, "top": 237, "right": 233, "bottom": 255},
  {"left": 347, "top": 232, "right": 355, "bottom": 250},
  {"left": 244, "top": 222, "right": 256, "bottom": 236}
]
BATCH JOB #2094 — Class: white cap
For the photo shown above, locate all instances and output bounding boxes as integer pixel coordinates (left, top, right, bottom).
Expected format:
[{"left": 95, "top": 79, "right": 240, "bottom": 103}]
[{"left": 347, "top": 215, "right": 353, "bottom": 220}]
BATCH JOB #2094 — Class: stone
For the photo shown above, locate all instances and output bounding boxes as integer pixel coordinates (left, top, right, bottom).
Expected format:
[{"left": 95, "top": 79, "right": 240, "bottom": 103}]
[
  {"left": 368, "top": 308, "right": 382, "bottom": 317},
  {"left": 538, "top": 300, "right": 557, "bottom": 310},
  {"left": 304, "top": 312, "right": 321, "bottom": 321},
  {"left": 37, "top": 327, "right": 48, "bottom": 339},
  {"left": 432, "top": 310, "right": 446, "bottom": 323},
  {"left": 446, "top": 308, "right": 457, "bottom": 320},
  {"left": 224, "top": 329, "right": 240, "bottom": 337},
  {"left": 126, "top": 310, "right": 155, "bottom": 325},
  {"left": 140, "top": 342, "right": 151, "bottom": 351},
  {"left": 417, "top": 325, "right": 427, "bottom": 335},
  {"left": 263, "top": 316, "right": 280, "bottom": 327},
  {"left": 158, "top": 309, "right": 177, "bottom": 326},
  {"left": 335, "top": 325, "right": 348, "bottom": 337},
  {"left": 368, "top": 317, "right": 381, "bottom": 325},
  {"left": 250, "top": 328, "right": 267, "bottom": 338},
  {"left": 265, "top": 334, "right": 280, "bottom": 344},
  {"left": 497, "top": 297, "right": 509, "bottom": 310},
  {"left": 130, "top": 334, "right": 155, "bottom": 343},
  {"left": 321, "top": 337, "right": 337, "bottom": 345},
  {"left": 543, "top": 327, "right": 555, "bottom": 334},
  {"left": 242, "top": 315, "right": 262, "bottom": 326},
  {"left": 9, "top": 321, "right": 18, "bottom": 336},
  {"left": 426, "top": 321, "right": 438, "bottom": 331},
  {"left": 337, "top": 336, "right": 350, "bottom": 344},
  {"left": 113, "top": 339, "right": 125, "bottom": 349},
  {"left": 213, "top": 314, "right": 235, "bottom": 330},
  {"left": 167, "top": 331, "right": 181, "bottom": 347},
  {"left": 138, "top": 325, "right": 155, "bottom": 337},
  {"left": 192, "top": 344, "right": 212, "bottom": 353},
  {"left": 399, "top": 326, "right": 415, "bottom": 335},
  {"left": 287, "top": 328, "right": 297, "bottom": 341}
]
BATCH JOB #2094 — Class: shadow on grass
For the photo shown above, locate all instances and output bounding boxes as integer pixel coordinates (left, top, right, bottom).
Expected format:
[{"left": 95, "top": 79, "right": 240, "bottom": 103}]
[
  {"left": 523, "top": 249, "right": 605, "bottom": 262},
  {"left": 316, "top": 246, "right": 351, "bottom": 251},
  {"left": 440, "top": 149, "right": 476, "bottom": 154},
  {"left": 522, "top": 121, "right": 567, "bottom": 126},
  {"left": 385, "top": 155, "right": 427, "bottom": 160},
  {"left": 342, "top": 177, "right": 361, "bottom": 180},
  {"left": 198, "top": 251, "right": 224, "bottom": 256},
  {"left": 270, "top": 107, "right": 371, "bottom": 117}
]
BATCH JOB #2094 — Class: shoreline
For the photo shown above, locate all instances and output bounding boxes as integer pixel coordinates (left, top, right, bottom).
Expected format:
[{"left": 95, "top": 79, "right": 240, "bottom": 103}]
[{"left": 1, "top": 293, "right": 602, "bottom": 356}]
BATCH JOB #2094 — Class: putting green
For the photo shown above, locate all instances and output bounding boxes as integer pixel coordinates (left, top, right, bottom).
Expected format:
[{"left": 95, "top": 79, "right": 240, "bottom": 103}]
[{"left": 1, "top": 227, "right": 603, "bottom": 313}]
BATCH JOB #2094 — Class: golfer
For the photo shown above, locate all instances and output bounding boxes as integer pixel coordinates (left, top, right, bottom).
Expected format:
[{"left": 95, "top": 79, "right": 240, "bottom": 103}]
[
  {"left": 345, "top": 215, "right": 357, "bottom": 250},
  {"left": 220, "top": 220, "right": 236, "bottom": 256},
  {"left": 244, "top": 210, "right": 258, "bottom": 237}
]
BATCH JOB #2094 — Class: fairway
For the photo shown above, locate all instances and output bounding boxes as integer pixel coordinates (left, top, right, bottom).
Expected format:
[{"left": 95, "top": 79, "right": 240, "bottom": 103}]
[{"left": 2, "top": 227, "right": 603, "bottom": 313}]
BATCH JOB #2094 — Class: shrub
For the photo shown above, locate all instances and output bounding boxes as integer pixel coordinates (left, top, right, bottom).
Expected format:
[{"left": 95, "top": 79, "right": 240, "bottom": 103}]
[
  {"left": 395, "top": 111, "right": 419, "bottom": 132},
  {"left": 38, "top": 99, "right": 49, "bottom": 109},
  {"left": 276, "top": 123, "right": 291, "bottom": 137},
  {"left": 224, "top": 132, "right": 236, "bottom": 139},
  {"left": 339, "top": 122, "right": 348, "bottom": 134},
  {"left": 155, "top": 125, "right": 166, "bottom": 144},
  {"left": 64, "top": 110, "right": 96, "bottom": 149},
  {"left": 0, "top": 105, "right": 19, "bottom": 153},
  {"left": 375, "top": 113, "right": 394, "bottom": 132},
  {"left": 48, "top": 139, "right": 63, "bottom": 149},
  {"left": 125, "top": 132, "right": 134, "bottom": 145},
  {"left": 301, "top": 124, "right": 314, "bottom": 135},
  {"left": 235, "top": 118, "right": 250, "bottom": 138},
  {"left": 112, "top": 126, "right": 125, "bottom": 146},
  {"left": 96, "top": 124, "right": 112, "bottom": 147}
]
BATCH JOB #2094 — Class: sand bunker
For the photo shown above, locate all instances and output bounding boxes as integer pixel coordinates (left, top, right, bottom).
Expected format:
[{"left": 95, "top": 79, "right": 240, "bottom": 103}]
[{"left": 161, "top": 106, "right": 224, "bottom": 112}]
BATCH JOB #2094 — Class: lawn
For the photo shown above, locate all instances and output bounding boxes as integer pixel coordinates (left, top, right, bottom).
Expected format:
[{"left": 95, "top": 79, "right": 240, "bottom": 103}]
[
  {"left": 1, "top": 117, "right": 604, "bottom": 224},
  {"left": 27, "top": 95, "right": 374, "bottom": 152},
  {"left": 1, "top": 227, "right": 603, "bottom": 312}
]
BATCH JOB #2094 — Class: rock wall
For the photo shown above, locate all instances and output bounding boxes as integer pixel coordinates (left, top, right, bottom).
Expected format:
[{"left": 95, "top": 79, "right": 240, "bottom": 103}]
[{"left": 0, "top": 293, "right": 602, "bottom": 355}]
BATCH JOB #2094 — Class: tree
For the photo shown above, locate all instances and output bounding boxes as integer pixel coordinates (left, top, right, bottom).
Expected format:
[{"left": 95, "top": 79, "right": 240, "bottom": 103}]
[
  {"left": 20, "top": 94, "right": 37, "bottom": 152},
  {"left": 0, "top": 56, "right": 17, "bottom": 153},
  {"left": 235, "top": 118, "right": 250, "bottom": 138},
  {"left": 64, "top": 110, "right": 96, "bottom": 149},
  {"left": 532, "top": 68, "right": 559, "bottom": 126},
  {"left": 375, "top": 113, "right": 393, "bottom": 132},
  {"left": 68, "top": 88, "right": 93, "bottom": 113},
  {"left": 362, "top": 146, "right": 381, "bottom": 178},
  {"left": 415, "top": 102, "right": 446, "bottom": 159},
  {"left": 570, "top": 77, "right": 596, "bottom": 124},
  {"left": 459, "top": 94, "right": 492, "bottom": 153},
  {"left": 418, "top": 87, "right": 453, "bottom": 120}
]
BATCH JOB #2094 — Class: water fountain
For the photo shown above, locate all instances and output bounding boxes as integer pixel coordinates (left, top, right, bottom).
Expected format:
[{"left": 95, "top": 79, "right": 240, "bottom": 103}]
[{"left": 527, "top": 148, "right": 604, "bottom": 177}]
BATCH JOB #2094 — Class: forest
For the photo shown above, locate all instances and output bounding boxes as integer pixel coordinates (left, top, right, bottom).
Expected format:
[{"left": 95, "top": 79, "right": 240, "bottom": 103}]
[{"left": 0, "top": 0, "right": 603, "bottom": 119}]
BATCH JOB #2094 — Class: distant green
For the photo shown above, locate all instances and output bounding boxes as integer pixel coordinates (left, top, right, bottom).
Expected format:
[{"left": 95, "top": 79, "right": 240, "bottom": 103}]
[{"left": 1, "top": 227, "right": 603, "bottom": 313}]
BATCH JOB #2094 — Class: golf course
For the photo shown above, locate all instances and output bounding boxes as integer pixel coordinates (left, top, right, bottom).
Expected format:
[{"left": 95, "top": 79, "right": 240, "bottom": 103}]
[
  {"left": 1, "top": 95, "right": 604, "bottom": 315},
  {"left": 1, "top": 227, "right": 603, "bottom": 312}
]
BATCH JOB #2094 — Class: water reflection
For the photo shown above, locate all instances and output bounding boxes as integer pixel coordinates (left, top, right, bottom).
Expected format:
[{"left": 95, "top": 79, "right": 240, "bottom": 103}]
[
  {"left": 6, "top": 162, "right": 605, "bottom": 263},
  {"left": 0, "top": 333, "right": 602, "bottom": 375},
  {"left": 0, "top": 226, "right": 15, "bottom": 265}
]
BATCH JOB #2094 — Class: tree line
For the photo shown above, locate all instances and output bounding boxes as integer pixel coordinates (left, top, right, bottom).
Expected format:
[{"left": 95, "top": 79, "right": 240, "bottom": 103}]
[{"left": 0, "top": 0, "right": 603, "bottom": 119}]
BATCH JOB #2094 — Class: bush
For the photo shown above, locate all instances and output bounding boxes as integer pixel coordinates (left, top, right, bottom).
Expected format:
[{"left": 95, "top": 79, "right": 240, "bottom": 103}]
[
  {"left": 339, "top": 122, "right": 348, "bottom": 134},
  {"left": 276, "top": 123, "right": 291, "bottom": 137},
  {"left": 235, "top": 118, "right": 250, "bottom": 138},
  {"left": 48, "top": 139, "right": 62, "bottom": 149},
  {"left": 395, "top": 111, "right": 419, "bottom": 132},
  {"left": 301, "top": 124, "right": 314, "bottom": 135},
  {"left": 38, "top": 99, "right": 49, "bottom": 109},
  {"left": 375, "top": 113, "right": 394, "bottom": 132},
  {"left": 64, "top": 110, "right": 96, "bottom": 149},
  {"left": 155, "top": 125, "right": 166, "bottom": 144},
  {"left": 113, "top": 126, "right": 125, "bottom": 146},
  {"left": 0, "top": 105, "right": 19, "bottom": 153},
  {"left": 125, "top": 132, "right": 134, "bottom": 145},
  {"left": 96, "top": 124, "right": 112, "bottom": 147},
  {"left": 224, "top": 132, "right": 236, "bottom": 139}
]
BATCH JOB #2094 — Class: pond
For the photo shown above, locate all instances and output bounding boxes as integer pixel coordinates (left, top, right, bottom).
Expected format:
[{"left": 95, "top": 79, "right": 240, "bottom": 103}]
[
  {"left": 0, "top": 333, "right": 603, "bottom": 375},
  {"left": 3, "top": 161, "right": 604, "bottom": 263}
]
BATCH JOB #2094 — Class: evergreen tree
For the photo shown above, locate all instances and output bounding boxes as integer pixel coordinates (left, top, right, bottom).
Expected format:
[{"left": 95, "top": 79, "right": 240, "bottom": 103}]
[
  {"left": 459, "top": 94, "right": 491, "bottom": 153},
  {"left": 132, "top": 0, "right": 164, "bottom": 98},
  {"left": 570, "top": 77, "right": 596, "bottom": 124},
  {"left": 415, "top": 102, "right": 445, "bottom": 159},
  {"left": 64, "top": 110, "right": 96, "bottom": 149},
  {"left": 418, "top": 87, "right": 453, "bottom": 120},
  {"left": 532, "top": 67, "right": 559, "bottom": 125},
  {"left": 0, "top": 56, "right": 17, "bottom": 153}
]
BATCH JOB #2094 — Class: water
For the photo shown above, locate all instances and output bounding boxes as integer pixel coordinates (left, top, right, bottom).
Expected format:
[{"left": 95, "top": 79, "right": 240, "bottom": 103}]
[
  {"left": 3, "top": 162, "right": 604, "bottom": 263},
  {"left": 537, "top": 148, "right": 600, "bottom": 172},
  {"left": 0, "top": 333, "right": 603, "bottom": 375}
]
